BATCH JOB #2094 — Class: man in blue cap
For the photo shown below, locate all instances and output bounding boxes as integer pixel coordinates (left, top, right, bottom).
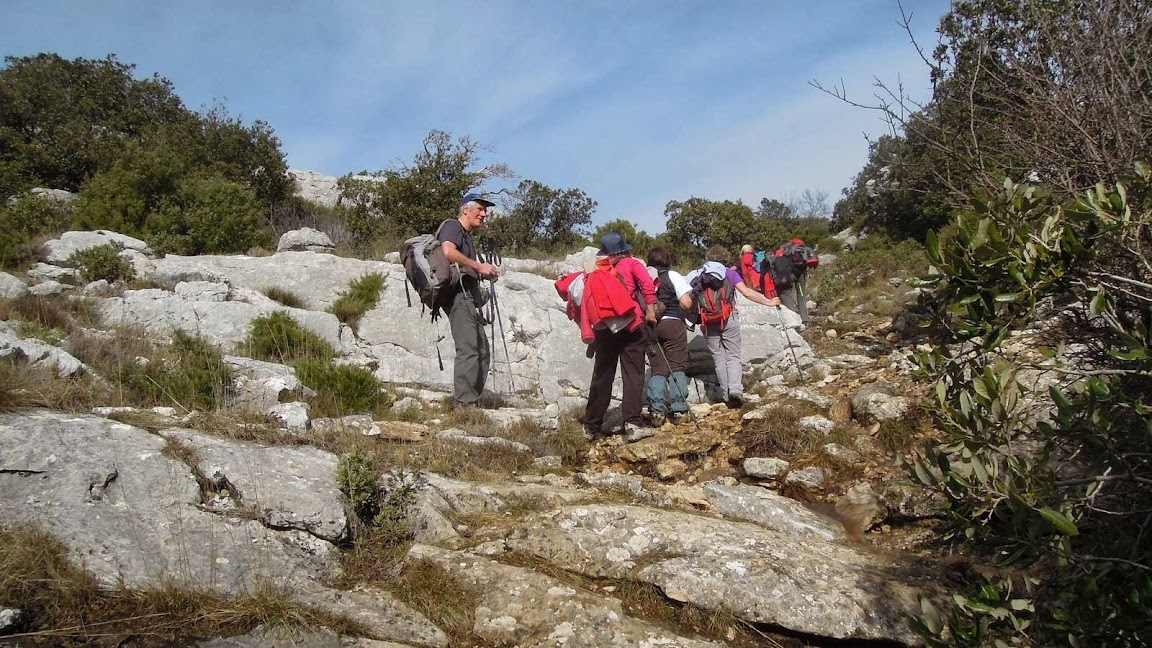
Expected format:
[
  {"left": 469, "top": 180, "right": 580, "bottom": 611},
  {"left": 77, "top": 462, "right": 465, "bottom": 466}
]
[{"left": 439, "top": 192, "right": 500, "bottom": 407}]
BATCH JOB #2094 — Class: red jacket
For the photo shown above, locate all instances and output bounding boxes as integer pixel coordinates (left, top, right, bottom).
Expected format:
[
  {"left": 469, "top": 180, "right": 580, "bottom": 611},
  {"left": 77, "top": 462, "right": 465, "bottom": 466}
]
[
  {"left": 740, "top": 251, "right": 761, "bottom": 292},
  {"left": 577, "top": 257, "right": 655, "bottom": 343}
]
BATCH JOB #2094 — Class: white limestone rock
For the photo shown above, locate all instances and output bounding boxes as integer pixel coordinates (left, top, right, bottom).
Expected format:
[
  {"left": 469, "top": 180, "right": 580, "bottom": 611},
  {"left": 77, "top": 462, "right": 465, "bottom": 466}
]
[
  {"left": 743, "top": 457, "right": 790, "bottom": 479},
  {"left": 41, "top": 230, "right": 152, "bottom": 264},
  {"left": 0, "top": 271, "right": 28, "bottom": 299},
  {"left": 268, "top": 401, "right": 311, "bottom": 434},
  {"left": 702, "top": 481, "right": 846, "bottom": 541},
  {"left": 798, "top": 415, "right": 836, "bottom": 436},
  {"left": 851, "top": 382, "right": 911, "bottom": 423},
  {"left": 785, "top": 466, "right": 827, "bottom": 490},
  {"left": 506, "top": 504, "right": 937, "bottom": 644},
  {"left": 277, "top": 227, "right": 335, "bottom": 253},
  {"left": 28, "top": 263, "right": 81, "bottom": 285},
  {"left": 0, "top": 330, "right": 86, "bottom": 377}
]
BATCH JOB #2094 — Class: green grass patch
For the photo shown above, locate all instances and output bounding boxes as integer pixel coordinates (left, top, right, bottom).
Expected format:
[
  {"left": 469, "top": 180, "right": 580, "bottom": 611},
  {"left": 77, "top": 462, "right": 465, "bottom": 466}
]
[
  {"left": 242, "top": 311, "right": 334, "bottom": 363},
  {"left": 72, "top": 329, "right": 232, "bottom": 412},
  {"left": 328, "top": 273, "right": 384, "bottom": 330}
]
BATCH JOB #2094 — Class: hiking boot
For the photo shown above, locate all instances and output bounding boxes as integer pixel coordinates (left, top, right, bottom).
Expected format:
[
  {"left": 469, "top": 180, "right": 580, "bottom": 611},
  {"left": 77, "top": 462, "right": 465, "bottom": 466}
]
[
  {"left": 725, "top": 392, "right": 746, "bottom": 409},
  {"left": 622, "top": 423, "right": 655, "bottom": 443},
  {"left": 583, "top": 425, "right": 607, "bottom": 442},
  {"left": 667, "top": 412, "right": 688, "bottom": 425}
]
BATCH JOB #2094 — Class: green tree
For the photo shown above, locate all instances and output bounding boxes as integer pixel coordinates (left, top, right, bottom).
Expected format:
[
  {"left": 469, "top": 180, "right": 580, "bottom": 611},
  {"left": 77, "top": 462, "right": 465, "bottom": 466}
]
[
  {"left": 911, "top": 168, "right": 1152, "bottom": 646},
  {"left": 832, "top": 131, "right": 953, "bottom": 240},
  {"left": 0, "top": 53, "right": 189, "bottom": 199},
  {"left": 663, "top": 197, "right": 761, "bottom": 259},
  {"left": 73, "top": 139, "right": 186, "bottom": 235},
  {"left": 486, "top": 180, "right": 595, "bottom": 253},
  {"left": 590, "top": 218, "right": 656, "bottom": 261},
  {"left": 188, "top": 104, "right": 292, "bottom": 206},
  {"left": 340, "top": 130, "right": 514, "bottom": 243},
  {"left": 754, "top": 198, "right": 793, "bottom": 221}
]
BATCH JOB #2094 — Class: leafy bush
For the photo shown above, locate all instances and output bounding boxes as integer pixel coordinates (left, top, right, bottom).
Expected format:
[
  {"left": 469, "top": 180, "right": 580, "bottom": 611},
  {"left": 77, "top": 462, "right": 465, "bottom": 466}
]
[
  {"left": 293, "top": 358, "right": 391, "bottom": 417},
  {"left": 242, "top": 312, "right": 334, "bottom": 364},
  {"left": 329, "top": 273, "right": 384, "bottom": 329},
  {"left": 909, "top": 168, "right": 1152, "bottom": 646},
  {"left": 0, "top": 195, "right": 75, "bottom": 270},
  {"left": 147, "top": 174, "right": 274, "bottom": 255},
  {"left": 64, "top": 243, "right": 134, "bottom": 283},
  {"left": 335, "top": 450, "right": 421, "bottom": 545}
]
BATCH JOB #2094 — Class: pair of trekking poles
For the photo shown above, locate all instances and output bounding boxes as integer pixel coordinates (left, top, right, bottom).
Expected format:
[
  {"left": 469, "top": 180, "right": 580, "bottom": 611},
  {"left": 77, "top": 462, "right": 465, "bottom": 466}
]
[{"left": 477, "top": 239, "right": 516, "bottom": 393}]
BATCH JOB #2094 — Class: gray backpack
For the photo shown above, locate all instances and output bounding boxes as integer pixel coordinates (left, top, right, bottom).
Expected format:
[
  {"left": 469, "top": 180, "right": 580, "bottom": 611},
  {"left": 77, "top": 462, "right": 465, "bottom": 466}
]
[{"left": 400, "top": 220, "right": 459, "bottom": 320}]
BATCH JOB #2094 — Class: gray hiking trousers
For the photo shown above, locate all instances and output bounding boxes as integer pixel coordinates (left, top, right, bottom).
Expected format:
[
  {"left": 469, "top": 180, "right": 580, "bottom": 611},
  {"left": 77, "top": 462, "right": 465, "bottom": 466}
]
[
  {"left": 778, "top": 272, "right": 809, "bottom": 324},
  {"left": 704, "top": 311, "right": 743, "bottom": 400},
  {"left": 447, "top": 284, "right": 490, "bottom": 405}
]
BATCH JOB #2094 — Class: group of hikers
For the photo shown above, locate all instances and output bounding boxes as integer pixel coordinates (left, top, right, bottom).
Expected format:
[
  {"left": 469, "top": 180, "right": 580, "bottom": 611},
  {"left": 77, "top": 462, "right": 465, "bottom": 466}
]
[{"left": 417, "top": 192, "right": 818, "bottom": 444}]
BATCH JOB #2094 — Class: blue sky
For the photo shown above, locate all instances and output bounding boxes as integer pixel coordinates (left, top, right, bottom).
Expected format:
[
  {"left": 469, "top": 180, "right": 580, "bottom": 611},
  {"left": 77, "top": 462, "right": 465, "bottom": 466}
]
[{"left": 1, "top": 0, "right": 951, "bottom": 234}]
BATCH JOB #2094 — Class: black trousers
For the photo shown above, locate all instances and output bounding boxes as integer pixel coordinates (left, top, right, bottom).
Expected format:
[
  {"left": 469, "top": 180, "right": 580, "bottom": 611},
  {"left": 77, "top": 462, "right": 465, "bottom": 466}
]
[{"left": 583, "top": 326, "right": 647, "bottom": 433}]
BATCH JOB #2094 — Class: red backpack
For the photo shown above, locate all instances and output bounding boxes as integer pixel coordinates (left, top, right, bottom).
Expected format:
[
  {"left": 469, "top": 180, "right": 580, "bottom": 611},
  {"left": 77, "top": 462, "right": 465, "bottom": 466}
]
[{"left": 692, "top": 273, "right": 734, "bottom": 334}]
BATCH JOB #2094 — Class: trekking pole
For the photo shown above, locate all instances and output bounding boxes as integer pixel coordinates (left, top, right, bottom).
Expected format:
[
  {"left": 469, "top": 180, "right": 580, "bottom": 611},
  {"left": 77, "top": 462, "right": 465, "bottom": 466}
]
[
  {"left": 777, "top": 305, "right": 804, "bottom": 381},
  {"left": 480, "top": 239, "right": 516, "bottom": 393}
]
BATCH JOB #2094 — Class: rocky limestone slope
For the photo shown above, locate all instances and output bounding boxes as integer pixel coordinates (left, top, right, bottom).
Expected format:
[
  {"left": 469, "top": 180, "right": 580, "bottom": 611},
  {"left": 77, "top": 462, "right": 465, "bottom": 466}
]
[{"left": 0, "top": 229, "right": 950, "bottom": 647}]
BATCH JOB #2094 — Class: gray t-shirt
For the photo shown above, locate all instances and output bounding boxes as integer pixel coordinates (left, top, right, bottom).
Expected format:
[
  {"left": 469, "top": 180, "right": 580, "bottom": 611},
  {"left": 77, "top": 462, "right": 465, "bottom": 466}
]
[{"left": 436, "top": 218, "right": 475, "bottom": 261}]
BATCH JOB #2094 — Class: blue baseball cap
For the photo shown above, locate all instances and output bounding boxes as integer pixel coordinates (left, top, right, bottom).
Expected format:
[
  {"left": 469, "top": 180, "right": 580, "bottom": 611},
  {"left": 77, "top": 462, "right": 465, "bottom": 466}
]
[{"left": 461, "top": 192, "right": 495, "bottom": 207}]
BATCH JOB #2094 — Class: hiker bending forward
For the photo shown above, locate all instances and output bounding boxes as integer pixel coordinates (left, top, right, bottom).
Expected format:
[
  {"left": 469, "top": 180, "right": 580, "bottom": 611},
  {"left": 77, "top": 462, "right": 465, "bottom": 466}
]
[
  {"left": 439, "top": 193, "right": 500, "bottom": 407},
  {"left": 645, "top": 247, "right": 694, "bottom": 423},
  {"left": 695, "top": 245, "right": 779, "bottom": 409},
  {"left": 582, "top": 232, "right": 657, "bottom": 440}
]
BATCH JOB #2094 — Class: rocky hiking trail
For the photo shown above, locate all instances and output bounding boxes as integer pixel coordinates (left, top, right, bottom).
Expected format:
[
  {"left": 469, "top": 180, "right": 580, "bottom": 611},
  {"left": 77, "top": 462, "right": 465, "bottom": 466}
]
[{"left": 0, "top": 230, "right": 952, "bottom": 647}]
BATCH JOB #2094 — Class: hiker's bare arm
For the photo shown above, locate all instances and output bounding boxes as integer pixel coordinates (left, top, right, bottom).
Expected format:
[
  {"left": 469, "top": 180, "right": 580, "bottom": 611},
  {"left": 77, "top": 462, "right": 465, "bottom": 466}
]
[
  {"left": 442, "top": 241, "right": 499, "bottom": 282},
  {"left": 678, "top": 293, "right": 693, "bottom": 309},
  {"left": 645, "top": 303, "right": 657, "bottom": 326},
  {"left": 737, "top": 282, "right": 780, "bottom": 307}
]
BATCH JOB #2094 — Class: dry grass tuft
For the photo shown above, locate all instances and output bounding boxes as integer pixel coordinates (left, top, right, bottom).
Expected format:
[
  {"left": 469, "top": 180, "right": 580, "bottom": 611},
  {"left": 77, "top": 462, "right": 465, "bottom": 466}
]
[
  {"left": 0, "top": 525, "right": 363, "bottom": 646},
  {"left": 387, "top": 558, "right": 481, "bottom": 646},
  {"left": 418, "top": 437, "right": 534, "bottom": 481},
  {"left": 0, "top": 360, "right": 110, "bottom": 413},
  {"left": 495, "top": 416, "right": 589, "bottom": 470},
  {"left": 733, "top": 400, "right": 824, "bottom": 457},
  {"left": 332, "top": 528, "right": 410, "bottom": 587},
  {"left": 185, "top": 410, "right": 301, "bottom": 446},
  {"left": 260, "top": 286, "right": 306, "bottom": 309},
  {"left": 3, "top": 293, "right": 74, "bottom": 331}
]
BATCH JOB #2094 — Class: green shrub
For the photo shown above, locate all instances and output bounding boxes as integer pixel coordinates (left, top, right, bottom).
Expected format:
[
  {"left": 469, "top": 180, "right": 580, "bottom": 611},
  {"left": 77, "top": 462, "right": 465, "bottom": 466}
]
[
  {"left": 336, "top": 447, "right": 378, "bottom": 522},
  {"left": 293, "top": 358, "right": 391, "bottom": 417},
  {"left": 910, "top": 170, "right": 1152, "bottom": 646},
  {"left": 242, "top": 311, "right": 334, "bottom": 364},
  {"left": 329, "top": 273, "right": 384, "bottom": 329},
  {"left": 64, "top": 243, "right": 135, "bottom": 283},
  {"left": 106, "top": 331, "right": 232, "bottom": 410},
  {"left": 0, "top": 195, "right": 75, "bottom": 270},
  {"left": 261, "top": 286, "right": 305, "bottom": 309},
  {"left": 147, "top": 174, "right": 274, "bottom": 256}
]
